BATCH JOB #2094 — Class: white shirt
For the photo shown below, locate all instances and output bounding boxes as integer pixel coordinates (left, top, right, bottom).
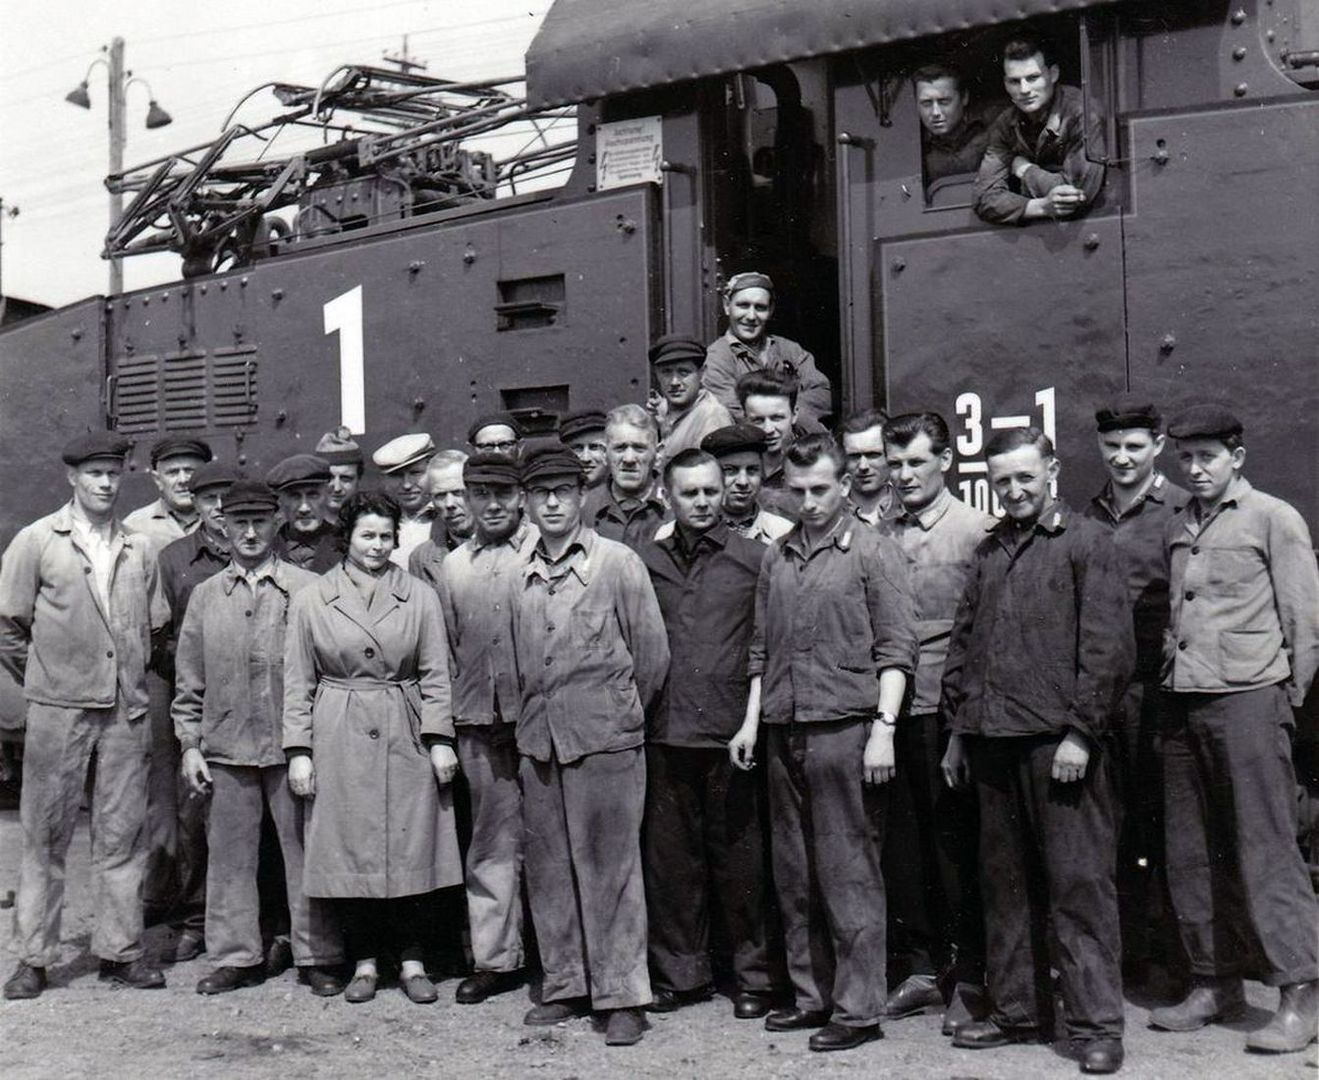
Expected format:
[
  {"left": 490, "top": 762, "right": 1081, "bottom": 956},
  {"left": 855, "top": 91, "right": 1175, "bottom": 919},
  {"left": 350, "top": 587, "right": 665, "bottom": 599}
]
[{"left": 69, "top": 502, "right": 116, "bottom": 614}]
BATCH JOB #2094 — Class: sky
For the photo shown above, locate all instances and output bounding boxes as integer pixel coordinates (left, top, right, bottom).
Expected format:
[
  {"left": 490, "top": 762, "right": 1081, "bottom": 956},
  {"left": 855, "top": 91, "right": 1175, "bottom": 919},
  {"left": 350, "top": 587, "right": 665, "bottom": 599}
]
[{"left": 0, "top": 0, "right": 554, "bottom": 307}]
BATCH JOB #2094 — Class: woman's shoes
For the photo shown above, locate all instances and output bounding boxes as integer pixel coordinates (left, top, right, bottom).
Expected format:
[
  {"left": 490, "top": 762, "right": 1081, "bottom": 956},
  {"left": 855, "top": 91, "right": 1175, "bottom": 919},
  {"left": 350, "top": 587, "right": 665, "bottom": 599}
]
[
  {"left": 344, "top": 971, "right": 377, "bottom": 1003},
  {"left": 401, "top": 972, "right": 438, "bottom": 1004}
]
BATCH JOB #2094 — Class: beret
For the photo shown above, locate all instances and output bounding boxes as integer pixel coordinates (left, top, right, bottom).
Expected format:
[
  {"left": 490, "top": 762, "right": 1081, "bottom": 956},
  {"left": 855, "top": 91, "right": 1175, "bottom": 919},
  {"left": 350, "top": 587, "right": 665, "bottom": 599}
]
[
  {"left": 222, "top": 479, "right": 279, "bottom": 515},
  {"left": 649, "top": 334, "right": 707, "bottom": 368},
  {"left": 558, "top": 410, "right": 607, "bottom": 442},
  {"left": 1167, "top": 404, "right": 1244, "bottom": 441},
  {"left": 371, "top": 432, "right": 436, "bottom": 474},
  {"left": 520, "top": 445, "right": 584, "bottom": 485},
  {"left": 61, "top": 431, "right": 132, "bottom": 466},
  {"left": 189, "top": 461, "right": 240, "bottom": 494},
  {"left": 701, "top": 422, "right": 768, "bottom": 457},
  {"left": 463, "top": 451, "right": 521, "bottom": 486},
  {"left": 265, "top": 453, "right": 331, "bottom": 490},
  {"left": 467, "top": 412, "right": 525, "bottom": 445},
  {"left": 150, "top": 436, "right": 213, "bottom": 466},
  {"left": 1095, "top": 395, "right": 1161, "bottom": 432},
  {"left": 724, "top": 271, "right": 774, "bottom": 297},
  {"left": 315, "top": 426, "right": 363, "bottom": 466}
]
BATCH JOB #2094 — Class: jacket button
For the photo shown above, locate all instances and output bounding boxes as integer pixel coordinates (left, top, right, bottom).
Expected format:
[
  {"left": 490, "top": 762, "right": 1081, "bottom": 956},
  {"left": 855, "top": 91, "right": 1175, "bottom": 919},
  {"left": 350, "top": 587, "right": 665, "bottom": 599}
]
[
  {"left": 545, "top": 656, "right": 554, "bottom": 666},
  {"left": 1184, "top": 590, "right": 1195, "bottom": 601},
  {"left": 368, "top": 729, "right": 379, "bottom": 739},
  {"left": 106, "top": 650, "right": 114, "bottom": 658},
  {"left": 1190, "top": 545, "right": 1200, "bottom": 555},
  {"left": 245, "top": 610, "right": 253, "bottom": 617},
  {"left": 84, "top": 567, "right": 92, "bottom": 574},
  {"left": 1177, "top": 640, "right": 1188, "bottom": 650},
  {"left": 546, "top": 625, "right": 555, "bottom": 633},
  {"left": 364, "top": 647, "right": 375, "bottom": 658}
]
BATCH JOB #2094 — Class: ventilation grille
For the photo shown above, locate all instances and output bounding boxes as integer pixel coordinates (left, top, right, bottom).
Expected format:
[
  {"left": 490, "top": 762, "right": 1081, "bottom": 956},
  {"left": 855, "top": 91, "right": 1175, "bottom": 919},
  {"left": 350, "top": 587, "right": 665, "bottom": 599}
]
[{"left": 111, "top": 348, "right": 258, "bottom": 434}]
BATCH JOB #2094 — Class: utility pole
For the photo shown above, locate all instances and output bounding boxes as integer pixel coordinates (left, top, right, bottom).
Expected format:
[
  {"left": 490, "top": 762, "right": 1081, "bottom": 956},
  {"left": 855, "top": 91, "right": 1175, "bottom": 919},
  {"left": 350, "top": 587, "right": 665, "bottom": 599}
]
[
  {"left": 0, "top": 198, "right": 18, "bottom": 299},
  {"left": 108, "top": 36, "right": 126, "bottom": 297}
]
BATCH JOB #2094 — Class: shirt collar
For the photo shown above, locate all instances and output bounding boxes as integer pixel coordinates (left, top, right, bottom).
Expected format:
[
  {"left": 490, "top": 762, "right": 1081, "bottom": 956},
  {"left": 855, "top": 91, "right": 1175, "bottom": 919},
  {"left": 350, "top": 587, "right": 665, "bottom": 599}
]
[
  {"left": 191, "top": 528, "right": 229, "bottom": 562},
  {"left": 666, "top": 520, "right": 729, "bottom": 560},
  {"left": 1093, "top": 471, "right": 1172, "bottom": 518},
  {"left": 1189, "top": 476, "right": 1252, "bottom": 526},
  {"left": 724, "top": 331, "right": 776, "bottom": 359},
  {"left": 222, "top": 555, "right": 282, "bottom": 594},
  {"left": 66, "top": 500, "right": 120, "bottom": 544},
  {"left": 470, "top": 517, "right": 530, "bottom": 553},
  {"left": 783, "top": 514, "right": 852, "bottom": 560},
  {"left": 898, "top": 487, "right": 953, "bottom": 531},
  {"left": 527, "top": 525, "right": 595, "bottom": 584}
]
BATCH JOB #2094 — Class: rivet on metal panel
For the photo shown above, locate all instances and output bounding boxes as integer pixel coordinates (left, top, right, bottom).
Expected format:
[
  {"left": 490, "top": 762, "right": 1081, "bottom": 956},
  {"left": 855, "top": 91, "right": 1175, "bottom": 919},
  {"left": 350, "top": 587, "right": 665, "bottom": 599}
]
[
  {"left": 412, "top": 397, "right": 426, "bottom": 412},
  {"left": 275, "top": 410, "right": 288, "bottom": 425},
  {"left": 1233, "top": 82, "right": 1249, "bottom": 96},
  {"left": 891, "top": 257, "right": 906, "bottom": 273},
  {"left": 1230, "top": 7, "right": 1246, "bottom": 24},
  {"left": 463, "top": 246, "right": 476, "bottom": 265},
  {"left": 586, "top": 184, "right": 597, "bottom": 193},
  {"left": 142, "top": 296, "right": 149, "bottom": 306},
  {"left": 160, "top": 292, "right": 169, "bottom": 302},
  {"left": 105, "top": 302, "right": 114, "bottom": 312},
  {"left": 1232, "top": 46, "right": 1247, "bottom": 60},
  {"left": 240, "top": 276, "right": 249, "bottom": 287},
  {"left": 615, "top": 217, "right": 637, "bottom": 234},
  {"left": 178, "top": 334, "right": 187, "bottom": 347},
  {"left": 237, "top": 453, "right": 248, "bottom": 465},
  {"left": 71, "top": 329, "right": 82, "bottom": 341},
  {"left": 1160, "top": 334, "right": 1177, "bottom": 354},
  {"left": 900, "top": 184, "right": 911, "bottom": 200},
  {"left": 1152, "top": 139, "right": 1170, "bottom": 165},
  {"left": 219, "top": 281, "right": 228, "bottom": 291},
  {"left": 271, "top": 288, "right": 283, "bottom": 301},
  {"left": 409, "top": 260, "right": 426, "bottom": 273},
  {"left": 587, "top": 154, "right": 596, "bottom": 165},
  {"left": 1083, "top": 233, "right": 1101, "bottom": 251},
  {"left": 200, "top": 284, "right": 208, "bottom": 295}
]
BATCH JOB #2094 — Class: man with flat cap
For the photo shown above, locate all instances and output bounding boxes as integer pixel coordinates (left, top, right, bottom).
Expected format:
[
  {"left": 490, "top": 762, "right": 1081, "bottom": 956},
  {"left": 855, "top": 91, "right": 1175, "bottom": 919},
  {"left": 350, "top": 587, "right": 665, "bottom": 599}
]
[
  {"left": 373, "top": 432, "right": 439, "bottom": 567},
  {"left": 149, "top": 460, "right": 240, "bottom": 962},
  {"left": 512, "top": 444, "right": 669, "bottom": 1046},
  {"left": 559, "top": 410, "right": 609, "bottom": 489},
  {"left": 267, "top": 454, "right": 339, "bottom": 574},
  {"left": 469, "top": 413, "right": 525, "bottom": 457},
  {"left": 649, "top": 335, "right": 733, "bottom": 469},
  {"left": 433, "top": 452, "right": 538, "bottom": 1005},
  {"left": 1149, "top": 405, "right": 1319, "bottom": 1055},
  {"left": 174, "top": 479, "right": 345, "bottom": 998},
  {"left": 1083, "top": 395, "right": 1189, "bottom": 987},
  {"left": 1, "top": 433, "right": 169, "bottom": 999},
  {"left": 316, "top": 427, "right": 364, "bottom": 517},
  {"left": 124, "top": 436, "right": 214, "bottom": 551}
]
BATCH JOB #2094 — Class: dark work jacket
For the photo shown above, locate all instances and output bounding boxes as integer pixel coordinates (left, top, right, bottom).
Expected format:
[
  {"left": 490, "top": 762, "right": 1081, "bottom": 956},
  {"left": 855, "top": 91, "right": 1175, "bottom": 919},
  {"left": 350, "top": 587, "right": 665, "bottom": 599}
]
[
  {"left": 582, "top": 482, "right": 670, "bottom": 553},
  {"left": 941, "top": 502, "right": 1134, "bottom": 741},
  {"left": 155, "top": 527, "right": 230, "bottom": 680},
  {"left": 276, "top": 520, "right": 340, "bottom": 574},
  {"left": 638, "top": 523, "right": 767, "bottom": 748}
]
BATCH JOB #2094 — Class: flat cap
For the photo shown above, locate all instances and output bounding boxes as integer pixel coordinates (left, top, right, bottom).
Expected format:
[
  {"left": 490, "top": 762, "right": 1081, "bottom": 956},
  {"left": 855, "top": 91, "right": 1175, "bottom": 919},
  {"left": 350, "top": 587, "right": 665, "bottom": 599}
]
[
  {"left": 222, "top": 479, "right": 279, "bottom": 515},
  {"left": 315, "top": 426, "right": 363, "bottom": 466},
  {"left": 265, "top": 453, "right": 331, "bottom": 490},
  {"left": 150, "top": 436, "right": 213, "bottom": 466},
  {"left": 701, "top": 422, "right": 768, "bottom": 457},
  {"left": 1095, "top": 395, "right": 1161, "bottom": 432},
  {"left": 649, "top": 334, "right": 707, "bottom": 368},
  {"left": 189, "top": 461, "right": 240, "bottom": 494},
  {"left": 724, "top": 270, "right": 774, "bottom": 297},
  {"left": 520, "top": 445, "right": 584, "bottom": 486},
  {"left": 1167, "top": 404, "right": 1244, "bottom": 441},
  {"left": 371, "top": 432, "right": 436, "bottom": 474},
  {"left": 467, "top": 412, "right": 525, "bottom": 445},
  {"left": 61, "top": 431, "right": 132, "bottom": 466},
  {"left": 558, "top": 410, "right": 607, "bottom": 443},
  {"left": 464, "top": 451, "right": 522, "bottom": 486}
]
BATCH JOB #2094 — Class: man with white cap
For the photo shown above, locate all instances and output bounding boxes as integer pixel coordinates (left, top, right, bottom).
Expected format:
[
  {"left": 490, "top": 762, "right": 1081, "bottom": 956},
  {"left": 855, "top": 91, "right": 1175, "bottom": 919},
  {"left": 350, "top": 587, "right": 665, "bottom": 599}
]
[{"left": 372, "top": 432, "right": 439, "bottom": 568}]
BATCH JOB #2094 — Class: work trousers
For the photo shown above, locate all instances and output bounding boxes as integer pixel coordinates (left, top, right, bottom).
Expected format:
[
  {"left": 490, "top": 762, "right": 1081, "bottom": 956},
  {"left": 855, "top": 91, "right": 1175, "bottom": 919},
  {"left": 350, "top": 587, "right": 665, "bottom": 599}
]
[
  {"left": 1162, "top": 685, "right": 1319, "bottom": 985},
  {"left": 15, "top": 702, "right": 150, "bottom": 966},
  {"left": 457, "top": 725, "right": 524, "bottom": 973},
  {"left": 642, "top": 743, "right": 775, "bottom": 994},
  {"left": 205, "top": 763, "right": 342, "bottom": 969},
  {"left": 973, "top": 734, "right": 1123, "bottom": 1041},
  {"left": 883, "top": 711, "right": 983, "bottom": 986},
  {"left": 521, "top": 746, "right": 651, "bottom": 1010},
  {"left": 767, "top": 719, "right": 887, "bottom": 1028},
  {"left": 142, "top": 670, "right": 207, "bottom": 931},
  {"left": 336, "top": 894, "right": 431, "bottom": 965}
]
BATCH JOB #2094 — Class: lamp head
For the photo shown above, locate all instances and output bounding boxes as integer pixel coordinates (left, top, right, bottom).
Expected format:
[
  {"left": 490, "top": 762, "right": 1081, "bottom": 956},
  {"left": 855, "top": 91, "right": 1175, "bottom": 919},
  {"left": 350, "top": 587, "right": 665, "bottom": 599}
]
[
  {"left": 65, "top": 81, "right": 92, "bottom": 109},
  {"left": 145, "top": 100, "right": 172, "bottom": 129}
]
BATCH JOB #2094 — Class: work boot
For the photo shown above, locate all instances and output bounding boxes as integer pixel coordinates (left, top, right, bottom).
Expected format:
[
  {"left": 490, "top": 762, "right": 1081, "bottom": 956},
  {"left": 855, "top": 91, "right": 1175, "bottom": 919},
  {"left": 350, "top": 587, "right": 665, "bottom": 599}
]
[
  {"left": 1149, "top": 976, "right": 1246, "bottom": 1032},
  {"left": 885, "top": 972, "right": 944, "bottom": 1019},
  {"left": 1246, "top": 980, "right": 1319, "bottom": 1053},
  {"left": 604, "top": 1007, "right": 646, "bottom": 1045},
  {"left": 3, "top": 963, "right": 47, "bottom": 1000},
  {"left": 98, "top": 958, "right": 166, "bottom": 990}
]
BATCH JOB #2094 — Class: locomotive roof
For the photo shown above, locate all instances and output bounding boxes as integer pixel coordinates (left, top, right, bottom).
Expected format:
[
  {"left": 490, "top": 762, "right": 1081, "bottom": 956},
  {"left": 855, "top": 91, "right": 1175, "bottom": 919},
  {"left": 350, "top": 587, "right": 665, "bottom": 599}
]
[{"left": 526, "top": 0, "right": 1126, "bottom": 108}]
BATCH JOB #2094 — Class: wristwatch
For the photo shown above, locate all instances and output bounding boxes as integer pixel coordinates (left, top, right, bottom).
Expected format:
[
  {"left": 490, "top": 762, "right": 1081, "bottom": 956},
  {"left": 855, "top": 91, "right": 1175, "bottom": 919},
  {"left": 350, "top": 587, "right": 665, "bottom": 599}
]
[{"left": 873, "top": 710, "right": 898, "bottom": 728}]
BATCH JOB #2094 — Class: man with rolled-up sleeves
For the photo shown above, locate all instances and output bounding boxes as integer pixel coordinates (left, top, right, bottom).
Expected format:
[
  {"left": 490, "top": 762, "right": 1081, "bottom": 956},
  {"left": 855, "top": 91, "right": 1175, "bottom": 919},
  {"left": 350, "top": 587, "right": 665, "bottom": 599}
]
[
  {"left": 729, "top": 432, "right": 917, "bottom": 1053},
  {"left": 2, "top": 433, "right": 169, "bottom": 999},
  {"left": 512, "top": 445, "right": 670, "bottom": 1046},
  {"left": 1149, "top": 405, "right": 1319, "bottom": 1056},
  {"left": 941, "top": 427, "right": 1132, "bottom": 1076}
]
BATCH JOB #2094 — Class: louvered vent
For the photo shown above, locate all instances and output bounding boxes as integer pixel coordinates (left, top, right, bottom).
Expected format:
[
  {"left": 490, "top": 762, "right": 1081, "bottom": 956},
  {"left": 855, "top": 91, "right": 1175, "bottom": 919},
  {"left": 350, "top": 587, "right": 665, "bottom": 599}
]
[{"left": 111, "top": 348, "right": 258, "bottom": 433}]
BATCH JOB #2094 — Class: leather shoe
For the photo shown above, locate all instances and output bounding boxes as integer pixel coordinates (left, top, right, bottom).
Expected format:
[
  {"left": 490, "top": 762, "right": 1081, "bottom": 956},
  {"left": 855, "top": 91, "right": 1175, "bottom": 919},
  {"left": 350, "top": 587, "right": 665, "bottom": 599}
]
[
  {"left": 99, "top": 958, "right": 166, "bottom": 990},
  {"left": 765, "top": 1007, "right": 830, "bottom": 1031},
  {"left": 1078, "top": 1038, "right": 1125, "bottom": 1074},
  {"left": 456, "top": 969, "right": 523, "bottom": 1004},
  {"left": 401, "top": 972, "right": 438, "bottom": 1004},
  {"left": 3, "top": 963, "right": 46, "bottom": 1000},
  {"left": 298, "top": 966, "right": 346, "bottom": 997},
  {"left": 604, "top": 1007, "right": 646, "bottom": 1046},
  {"left": 196, "top": 965, "right": 265, "bottom": 995},
  {"left": 1149, "top": 976, "right": 1246, "bottom": 1032},
  {"left": 646, "top": 984, "right": 713, "bottom": 1013},
  {"left": 885, "top": 973, "right": 944, "bottom": 1019},
  {"left": 733, "top": 991, "right": 773, "bottom": 1019},
  {"left": 164, "top": 929, "right": 205, "bottom": 964},
  {"left": 1246, "top": 980, "right": 1319, "bottom": 1053},
  {"left": 525, "top": 998, "right": 590, "bottom": 1026},
  {"left": 952, "top": 1019, "right": 1039, "bottom": 1049},
  {"left": 941, "top": 982, "right": 981, "bottom": 1036},
  {"left": 809, "top": 1021, "right": 881, "bottom": 1052},
  {"left": 265, "top": 937, "right": 294, "bottom": 978},
  {"left": 344, "top": 971, "right": 377, "bottom": 1003}
]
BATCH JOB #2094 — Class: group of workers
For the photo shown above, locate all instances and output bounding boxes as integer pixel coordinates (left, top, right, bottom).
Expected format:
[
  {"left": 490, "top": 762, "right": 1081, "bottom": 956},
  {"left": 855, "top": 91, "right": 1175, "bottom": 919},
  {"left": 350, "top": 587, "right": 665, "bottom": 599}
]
[{"left": 0, "top": 251, "right": 1316, "bottom": 1076}]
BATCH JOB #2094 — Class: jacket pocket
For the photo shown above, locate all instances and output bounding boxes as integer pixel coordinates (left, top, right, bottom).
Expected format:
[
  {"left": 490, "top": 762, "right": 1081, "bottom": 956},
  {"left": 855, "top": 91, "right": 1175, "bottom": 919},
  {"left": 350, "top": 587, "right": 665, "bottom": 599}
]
[
  {"left": 570, "top": 606, "right": 612, "bottom": 650},
  {"left": 1218, "top": 629, "right": 1278, "bottom": 685}
]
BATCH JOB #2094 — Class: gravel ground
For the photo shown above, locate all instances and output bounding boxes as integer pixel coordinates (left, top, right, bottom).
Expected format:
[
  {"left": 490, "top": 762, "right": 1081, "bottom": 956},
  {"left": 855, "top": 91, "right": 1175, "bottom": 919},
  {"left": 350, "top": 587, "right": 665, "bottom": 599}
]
[{"left": 0, "top": 809, "right": 1312, "bottom": 1080}]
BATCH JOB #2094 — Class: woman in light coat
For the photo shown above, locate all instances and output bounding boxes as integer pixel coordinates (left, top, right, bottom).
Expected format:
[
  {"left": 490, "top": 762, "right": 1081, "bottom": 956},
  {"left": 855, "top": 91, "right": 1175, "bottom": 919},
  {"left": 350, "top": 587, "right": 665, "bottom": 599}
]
[{"left": 284, "top": 490, "right": 461, "bottom": 1004}]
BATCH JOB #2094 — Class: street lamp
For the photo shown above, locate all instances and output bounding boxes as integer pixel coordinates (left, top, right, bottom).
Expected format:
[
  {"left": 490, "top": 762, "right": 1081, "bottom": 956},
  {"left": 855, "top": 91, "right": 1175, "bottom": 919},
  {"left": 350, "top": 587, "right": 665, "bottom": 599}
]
[{"left": 64, "top": 38, "right": 173, "bottom": 296}]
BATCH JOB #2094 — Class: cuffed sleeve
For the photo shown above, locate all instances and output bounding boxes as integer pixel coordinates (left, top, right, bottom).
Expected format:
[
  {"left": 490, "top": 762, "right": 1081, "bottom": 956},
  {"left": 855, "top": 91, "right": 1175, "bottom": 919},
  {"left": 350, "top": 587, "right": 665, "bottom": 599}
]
[
  {"left": 866, "top": 534, "right": 919, "bottom": 676},
  {"left": 747, "top": 551, "right": 772, "bottom": 679}
]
